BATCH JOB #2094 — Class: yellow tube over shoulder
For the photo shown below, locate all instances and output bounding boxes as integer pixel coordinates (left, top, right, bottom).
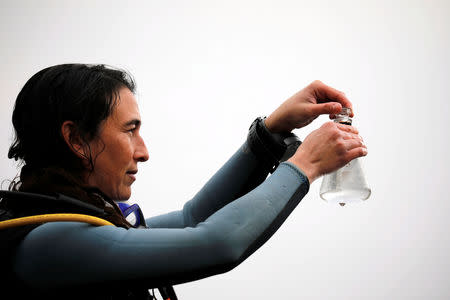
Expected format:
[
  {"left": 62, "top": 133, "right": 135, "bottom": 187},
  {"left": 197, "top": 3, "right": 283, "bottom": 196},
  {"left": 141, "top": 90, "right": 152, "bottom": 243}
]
[{"left": 0, "top": 213, "right": 114, "bottom": 230}]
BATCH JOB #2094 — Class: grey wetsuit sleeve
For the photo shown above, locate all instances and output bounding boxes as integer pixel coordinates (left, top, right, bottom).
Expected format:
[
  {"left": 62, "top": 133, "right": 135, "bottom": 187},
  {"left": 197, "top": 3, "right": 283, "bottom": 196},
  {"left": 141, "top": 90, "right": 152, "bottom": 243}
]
[
  {"left": 13, "top": 162, "right": 309, "bottom": 289},
  {"left": 146, "top": 141, "right": 274, "bottom": 228}
]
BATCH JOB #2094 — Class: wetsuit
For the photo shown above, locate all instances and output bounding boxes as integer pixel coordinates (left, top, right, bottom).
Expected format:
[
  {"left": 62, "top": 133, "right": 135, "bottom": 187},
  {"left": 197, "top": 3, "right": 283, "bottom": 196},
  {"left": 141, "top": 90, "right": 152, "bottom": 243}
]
[{"left": 10, "top": 139, "right": 309, "bottom": 293}]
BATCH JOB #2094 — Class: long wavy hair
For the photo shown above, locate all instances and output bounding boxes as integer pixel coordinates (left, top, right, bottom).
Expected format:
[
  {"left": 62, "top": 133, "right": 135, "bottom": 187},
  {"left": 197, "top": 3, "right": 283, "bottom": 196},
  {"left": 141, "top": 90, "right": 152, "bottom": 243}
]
[{"left": 7, "top": 64, "right": 137, "bottom": 228}]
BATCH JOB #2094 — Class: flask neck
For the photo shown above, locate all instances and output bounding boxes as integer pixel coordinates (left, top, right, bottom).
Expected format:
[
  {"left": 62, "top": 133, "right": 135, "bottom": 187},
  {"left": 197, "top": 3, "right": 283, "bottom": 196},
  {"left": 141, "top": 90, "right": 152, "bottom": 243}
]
[
  {"left": 334, "top": 115, "right": 352, "bottom": 125},
  {"left": 334, "top": 108, "right": 352, "bottom": 125}
]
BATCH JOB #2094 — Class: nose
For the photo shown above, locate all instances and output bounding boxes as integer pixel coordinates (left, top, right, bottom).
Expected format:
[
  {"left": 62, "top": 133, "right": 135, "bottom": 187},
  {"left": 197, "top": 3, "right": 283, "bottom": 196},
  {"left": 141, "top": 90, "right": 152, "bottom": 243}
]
[{"left": 134, "top": 136, "right": 149, "bottom": 162}]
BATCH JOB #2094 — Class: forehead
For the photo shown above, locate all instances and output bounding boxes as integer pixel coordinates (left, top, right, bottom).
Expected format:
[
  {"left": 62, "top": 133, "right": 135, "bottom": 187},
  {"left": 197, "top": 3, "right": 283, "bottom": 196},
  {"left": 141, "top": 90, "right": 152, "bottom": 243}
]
[{"left": 111, "top": 87, "right": 140, "bottom": 123}]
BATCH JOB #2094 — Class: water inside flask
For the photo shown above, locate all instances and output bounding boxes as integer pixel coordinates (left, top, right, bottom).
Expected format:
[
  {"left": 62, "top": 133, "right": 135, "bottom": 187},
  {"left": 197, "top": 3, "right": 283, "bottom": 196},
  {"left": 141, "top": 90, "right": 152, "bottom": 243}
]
[{"left": 319, "top": 108, "right": 371, "bottom": 206}]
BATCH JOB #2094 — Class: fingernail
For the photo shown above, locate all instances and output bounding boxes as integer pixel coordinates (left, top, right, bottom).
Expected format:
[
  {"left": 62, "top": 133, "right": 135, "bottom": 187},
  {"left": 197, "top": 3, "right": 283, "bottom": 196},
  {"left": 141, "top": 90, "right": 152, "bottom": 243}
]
[{"left": 362, "top": 148, "right": 368, "bottom": 155}]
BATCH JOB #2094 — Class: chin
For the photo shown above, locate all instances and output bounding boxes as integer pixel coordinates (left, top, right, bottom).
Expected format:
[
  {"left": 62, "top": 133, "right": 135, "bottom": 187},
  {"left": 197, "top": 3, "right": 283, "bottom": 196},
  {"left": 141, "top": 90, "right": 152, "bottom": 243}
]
[
  {"left": 105, "top": 188, "right": 131, "bottom": 201},
  {"left": 117, "top": 189, "right": 132, "bottom": 201}
]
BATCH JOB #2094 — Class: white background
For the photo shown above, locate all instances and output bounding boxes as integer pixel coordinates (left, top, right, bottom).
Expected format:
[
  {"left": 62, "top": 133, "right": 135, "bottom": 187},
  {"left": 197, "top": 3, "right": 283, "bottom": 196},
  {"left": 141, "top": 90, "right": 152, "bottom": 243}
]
[{"left": 1, "top": 0, "right": 449, "bottom": 299}]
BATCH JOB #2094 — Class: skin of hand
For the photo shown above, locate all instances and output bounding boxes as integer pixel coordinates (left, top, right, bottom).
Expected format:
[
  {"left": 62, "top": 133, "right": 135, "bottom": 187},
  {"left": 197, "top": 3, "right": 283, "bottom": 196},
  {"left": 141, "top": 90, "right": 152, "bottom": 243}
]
[
  {"left": 264, "top": 80, "right": 354, "bottom": 133},
  {"left": 287, "top": 122, "right": 367, "bottom": 183}
]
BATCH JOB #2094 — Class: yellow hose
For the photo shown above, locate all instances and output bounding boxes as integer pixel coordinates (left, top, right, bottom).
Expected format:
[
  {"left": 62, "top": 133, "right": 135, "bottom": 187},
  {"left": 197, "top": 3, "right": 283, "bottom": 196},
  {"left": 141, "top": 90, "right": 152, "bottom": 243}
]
[{"left": 0, "top": 213, "right": 114, "bottom": 230}]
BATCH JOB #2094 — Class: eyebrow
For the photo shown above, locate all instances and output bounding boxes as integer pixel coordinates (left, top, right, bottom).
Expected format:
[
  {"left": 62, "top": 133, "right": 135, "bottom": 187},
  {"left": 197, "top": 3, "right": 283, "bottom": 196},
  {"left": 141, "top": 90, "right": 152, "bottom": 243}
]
[{"left": 124, "top": 119, "right": 141, "bottom": 127}]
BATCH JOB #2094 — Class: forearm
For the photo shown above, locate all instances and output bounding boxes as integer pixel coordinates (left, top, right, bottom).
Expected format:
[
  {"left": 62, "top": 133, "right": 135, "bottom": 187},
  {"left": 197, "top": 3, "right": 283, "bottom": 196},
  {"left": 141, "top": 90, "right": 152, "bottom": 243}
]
[
  {"left": 146, "top": 140, "right": 271, "bottom": 228},
  {"left": 14, "top": 162, "right": 309, "bottom": 290}
]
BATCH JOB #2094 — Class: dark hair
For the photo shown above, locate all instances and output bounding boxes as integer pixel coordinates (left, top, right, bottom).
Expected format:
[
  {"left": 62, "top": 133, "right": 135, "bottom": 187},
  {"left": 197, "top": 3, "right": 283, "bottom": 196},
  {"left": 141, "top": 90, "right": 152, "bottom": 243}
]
[{"left": 7, "top": 64, "right": 136, "bottom": 227}]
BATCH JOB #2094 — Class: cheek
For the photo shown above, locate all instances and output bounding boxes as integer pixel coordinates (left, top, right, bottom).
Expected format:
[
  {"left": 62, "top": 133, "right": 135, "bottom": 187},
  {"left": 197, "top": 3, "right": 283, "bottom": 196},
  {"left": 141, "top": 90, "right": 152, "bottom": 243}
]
[
  {"left": 104, "top": 138, "right": 135, "bottom": 172},
  {"left": 90, "top": 146, "right": 123, "bottom": 176},
  {"left": 117, "top": 139, "right": 135, "bottom": 164}
]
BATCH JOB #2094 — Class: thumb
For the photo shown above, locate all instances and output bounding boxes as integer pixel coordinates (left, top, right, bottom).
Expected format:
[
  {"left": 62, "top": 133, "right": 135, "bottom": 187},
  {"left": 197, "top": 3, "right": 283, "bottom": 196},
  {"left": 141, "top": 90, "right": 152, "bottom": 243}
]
[{"left": 310, "top": 102, "right": 342, "bottom": 116}]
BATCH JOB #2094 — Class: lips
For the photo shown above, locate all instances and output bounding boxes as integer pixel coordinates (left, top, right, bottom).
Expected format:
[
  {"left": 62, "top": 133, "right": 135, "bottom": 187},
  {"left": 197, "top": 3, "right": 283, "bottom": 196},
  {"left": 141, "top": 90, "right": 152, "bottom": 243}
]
[{"left": 126, "top": 170, "right": 138, "bottom": 181}]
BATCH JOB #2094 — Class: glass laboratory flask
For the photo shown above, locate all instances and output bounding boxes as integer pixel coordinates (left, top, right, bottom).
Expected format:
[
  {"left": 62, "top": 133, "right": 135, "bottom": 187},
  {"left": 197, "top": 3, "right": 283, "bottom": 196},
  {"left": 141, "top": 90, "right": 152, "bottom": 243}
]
[{"left": 319, "top": 108, "right": 371, "bottom": 206}]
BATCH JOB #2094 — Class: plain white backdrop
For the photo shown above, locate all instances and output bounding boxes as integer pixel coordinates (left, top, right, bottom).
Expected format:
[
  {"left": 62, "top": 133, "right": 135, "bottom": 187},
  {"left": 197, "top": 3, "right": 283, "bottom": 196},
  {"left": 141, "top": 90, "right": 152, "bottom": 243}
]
[{"left": 1, "top": 0, "right": 449, "bottom": 299}]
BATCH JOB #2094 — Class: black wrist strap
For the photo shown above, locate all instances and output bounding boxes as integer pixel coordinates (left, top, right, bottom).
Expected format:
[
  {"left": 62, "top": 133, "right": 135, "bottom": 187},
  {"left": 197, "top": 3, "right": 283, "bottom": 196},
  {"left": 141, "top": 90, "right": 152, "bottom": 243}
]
[{"left": 247, "top": 117, "right": 302, "bottom": 173}]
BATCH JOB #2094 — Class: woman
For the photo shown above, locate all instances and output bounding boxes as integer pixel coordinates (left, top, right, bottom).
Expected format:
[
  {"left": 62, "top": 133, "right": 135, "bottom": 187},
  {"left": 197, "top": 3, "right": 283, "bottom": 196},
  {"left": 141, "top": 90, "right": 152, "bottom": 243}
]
[{"left": 0, "top": 64, "right": 366, "bottom": 299}]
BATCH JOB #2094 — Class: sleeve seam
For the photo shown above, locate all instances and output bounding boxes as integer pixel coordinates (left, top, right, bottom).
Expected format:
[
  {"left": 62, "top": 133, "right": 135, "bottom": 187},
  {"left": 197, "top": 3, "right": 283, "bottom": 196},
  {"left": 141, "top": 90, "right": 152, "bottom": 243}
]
[{"left": 279, "top": 162, "right": 310, "bottom": 187}]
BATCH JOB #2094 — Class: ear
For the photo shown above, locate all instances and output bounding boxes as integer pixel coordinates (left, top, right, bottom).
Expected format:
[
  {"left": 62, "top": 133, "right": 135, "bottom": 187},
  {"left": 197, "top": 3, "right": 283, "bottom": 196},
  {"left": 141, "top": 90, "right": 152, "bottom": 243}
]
[{"left": 61, "top": 120, "right": 88, "bottom": 159}]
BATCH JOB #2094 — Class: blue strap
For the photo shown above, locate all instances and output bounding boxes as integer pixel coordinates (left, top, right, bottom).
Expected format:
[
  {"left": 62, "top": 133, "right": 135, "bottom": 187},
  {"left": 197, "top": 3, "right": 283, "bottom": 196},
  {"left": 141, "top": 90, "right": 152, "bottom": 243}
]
[{"left": 117, "top": 202, "right": 144, "bottom": 228}]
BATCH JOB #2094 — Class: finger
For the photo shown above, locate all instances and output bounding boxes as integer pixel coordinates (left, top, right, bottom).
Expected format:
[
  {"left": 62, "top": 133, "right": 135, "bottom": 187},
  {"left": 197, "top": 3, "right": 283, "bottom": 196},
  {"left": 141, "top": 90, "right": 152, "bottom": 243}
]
[
  {"left": 341, "top": 132, "right": 362, "bottom": 142},
  {"left": 310, "top": 80, "right": 353, "bottom": 116},
  {"left": 336, "top": 123, "right": 359, "bottom": 134},
  {"left": 344, "top": 138, "right": 366, "bottom": 150},
  {"left": 309, "top": 102, "right": 342, "bottom": 117},
  {"left": 346, "top": 146, "right": 368, "bottom": 161}
]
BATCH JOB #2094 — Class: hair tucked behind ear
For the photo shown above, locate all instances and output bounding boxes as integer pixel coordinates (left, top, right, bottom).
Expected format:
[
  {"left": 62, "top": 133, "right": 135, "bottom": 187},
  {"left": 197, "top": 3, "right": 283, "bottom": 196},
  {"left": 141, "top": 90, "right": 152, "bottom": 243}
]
[{"left": 7, "top": 64, "right": 137, "bottom": 228}]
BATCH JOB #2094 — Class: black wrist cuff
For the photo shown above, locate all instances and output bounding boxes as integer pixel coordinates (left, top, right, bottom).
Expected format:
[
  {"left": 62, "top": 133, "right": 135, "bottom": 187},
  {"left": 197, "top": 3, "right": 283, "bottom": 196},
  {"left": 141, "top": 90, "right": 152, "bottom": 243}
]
[{"left": 247, "top": 117, "right": 302, "bottom": 173}]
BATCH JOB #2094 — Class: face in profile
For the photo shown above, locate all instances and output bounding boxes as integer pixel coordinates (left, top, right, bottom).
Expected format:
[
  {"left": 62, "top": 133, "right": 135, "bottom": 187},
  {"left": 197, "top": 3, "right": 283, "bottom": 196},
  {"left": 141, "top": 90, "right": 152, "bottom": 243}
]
[{"left": 85, "top": 87, "right": 149, "bottom": 200}]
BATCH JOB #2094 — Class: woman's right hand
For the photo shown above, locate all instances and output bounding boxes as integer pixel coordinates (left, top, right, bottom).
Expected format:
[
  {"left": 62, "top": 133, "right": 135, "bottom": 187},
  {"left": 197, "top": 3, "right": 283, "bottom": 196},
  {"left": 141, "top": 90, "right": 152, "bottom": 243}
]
[{"left": 287, "top": 122, "right": 367, "bottom": 183}]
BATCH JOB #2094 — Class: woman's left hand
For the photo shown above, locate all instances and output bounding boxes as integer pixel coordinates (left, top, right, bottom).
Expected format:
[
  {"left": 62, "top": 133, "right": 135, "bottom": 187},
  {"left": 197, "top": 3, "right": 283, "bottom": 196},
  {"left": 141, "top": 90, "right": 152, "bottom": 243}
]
[{"left": 264, "top": 80, "right": 354, "bottom": 133}]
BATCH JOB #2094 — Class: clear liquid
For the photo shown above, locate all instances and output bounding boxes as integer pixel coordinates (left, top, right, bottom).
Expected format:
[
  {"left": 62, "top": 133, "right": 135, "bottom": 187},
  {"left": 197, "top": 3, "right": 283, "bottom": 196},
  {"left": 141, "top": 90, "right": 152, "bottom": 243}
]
[
  {"left": 319, "top": 158, "right": 371, "bottom": 206},
  {"left": 320, "top": 189, "right": 370, "bottom": 206}
]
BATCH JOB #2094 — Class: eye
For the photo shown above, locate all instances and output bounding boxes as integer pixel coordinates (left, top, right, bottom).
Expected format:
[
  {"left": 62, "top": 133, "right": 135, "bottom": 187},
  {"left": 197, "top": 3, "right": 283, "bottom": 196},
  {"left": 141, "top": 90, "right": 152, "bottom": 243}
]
[{"left": 127, "top": 126, "right": 137, "bottom": 134}]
